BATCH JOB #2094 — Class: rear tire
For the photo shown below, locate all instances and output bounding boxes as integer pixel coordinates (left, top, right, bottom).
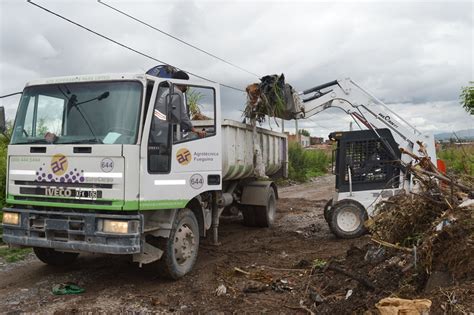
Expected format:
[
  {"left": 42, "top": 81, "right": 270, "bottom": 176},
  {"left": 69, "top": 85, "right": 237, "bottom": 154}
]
[
  {"left": 241, "top": 188, "right": 276, "bottom": 228},
  {"left": 241, "top": 205, "right": 257, "bottom": 227},
  {"left": 33, "top": 247, "right": 79, "bottom": 266},
  {"left": 255, "top": 188, "right": 276, "bottom": 227},
  {"left": 329, "top": 199, "right": 368, "bottom": 239},
  {"left": 157, "top": 208, "right": 199, "bottom": 280}
]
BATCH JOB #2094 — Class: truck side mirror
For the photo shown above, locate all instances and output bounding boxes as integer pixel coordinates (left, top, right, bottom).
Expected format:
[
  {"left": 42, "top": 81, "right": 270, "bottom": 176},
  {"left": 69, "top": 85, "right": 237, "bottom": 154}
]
[
  {"left": 0, "top": 106, "right": 6, "bottom": 133},
  {"left": 165, "top": 82, "right": 182, "bottom": 124}
]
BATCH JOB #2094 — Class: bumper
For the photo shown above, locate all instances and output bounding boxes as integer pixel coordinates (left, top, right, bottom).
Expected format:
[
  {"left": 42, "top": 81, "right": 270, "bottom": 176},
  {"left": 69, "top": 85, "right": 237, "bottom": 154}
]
[{"left": 1, "top": 208, "right": 143, "bottom": 254}]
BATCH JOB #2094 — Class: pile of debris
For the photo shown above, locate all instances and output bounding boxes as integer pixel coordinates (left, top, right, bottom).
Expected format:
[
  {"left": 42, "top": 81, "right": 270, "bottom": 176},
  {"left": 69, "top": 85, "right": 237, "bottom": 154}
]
[
  {"left": 304, "top": 145, "right": 474, "bottom": 313},
  {"left": 370, "top": 142, "right": 473, "bottom": 281},
  {"left": 244, "top": 74, "right": 303, "bottom": 123}
]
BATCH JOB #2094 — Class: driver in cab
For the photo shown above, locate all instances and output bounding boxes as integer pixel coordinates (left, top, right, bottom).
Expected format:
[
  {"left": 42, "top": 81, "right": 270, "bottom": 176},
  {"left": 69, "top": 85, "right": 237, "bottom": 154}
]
[{"left": 155, "top": 71, "right": 206, "bottom": 140}]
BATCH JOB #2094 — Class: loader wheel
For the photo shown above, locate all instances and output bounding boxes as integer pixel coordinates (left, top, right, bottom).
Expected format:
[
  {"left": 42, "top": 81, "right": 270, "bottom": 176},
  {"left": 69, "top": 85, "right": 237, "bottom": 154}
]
[
  {"left": 323, "top": 198, "right": 333, "bottom": 223},
  {"left": 33, "top": 247, "right": 79, "bottom": 266},
  {"left": 255, "top": 188, "right": 276, "bottom": 227},
  {"left": 329, "top": 199, "right": 368, "bottom": 239},
  {"left": 158, "top": 208, "right": 199, "bottom": 280}
]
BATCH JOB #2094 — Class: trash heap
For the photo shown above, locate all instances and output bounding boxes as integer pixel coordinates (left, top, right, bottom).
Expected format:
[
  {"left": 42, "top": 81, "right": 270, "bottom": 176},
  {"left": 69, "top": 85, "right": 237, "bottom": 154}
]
[
  {"left": 370, "top": 142, "right": 474, "bottom": 281},
  {"left": 244, "top": 74, "right": 303, "bottom": 123},
  {"left": 305, "top": 145, "right": 473, "bottom": 314}
]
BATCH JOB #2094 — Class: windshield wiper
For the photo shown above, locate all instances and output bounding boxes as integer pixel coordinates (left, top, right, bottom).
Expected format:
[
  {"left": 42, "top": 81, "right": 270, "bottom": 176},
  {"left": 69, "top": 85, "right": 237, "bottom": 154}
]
[
  {"left": 15, "top": 139, "right": 48, "bottom": 144},
  {"left": 58, "top": 138, "right": 103, "bottom": 144},
  {"left": 67, "top": 92, "right": 109, "bottom": 144}
]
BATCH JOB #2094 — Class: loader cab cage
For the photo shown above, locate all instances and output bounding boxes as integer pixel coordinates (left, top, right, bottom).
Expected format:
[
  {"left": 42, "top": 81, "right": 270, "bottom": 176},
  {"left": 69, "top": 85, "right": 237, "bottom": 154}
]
[{"left": 330, "top": 129, "right": 401, "bottom": 192}]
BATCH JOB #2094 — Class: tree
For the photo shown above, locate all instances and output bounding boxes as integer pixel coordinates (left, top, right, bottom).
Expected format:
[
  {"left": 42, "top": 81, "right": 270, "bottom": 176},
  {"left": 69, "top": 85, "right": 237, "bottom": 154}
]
[
  {"left": 186, "top": 88, "right": 210, "bottom": 120},
  {"left": 460, "top": 82, "right": 473, "bottom": 115},
  {"left": 299, "top": 129, "right": 310, "bottom": 137},
  {"left": 186, "top": 88, "right": 203, "bottom": 118}
]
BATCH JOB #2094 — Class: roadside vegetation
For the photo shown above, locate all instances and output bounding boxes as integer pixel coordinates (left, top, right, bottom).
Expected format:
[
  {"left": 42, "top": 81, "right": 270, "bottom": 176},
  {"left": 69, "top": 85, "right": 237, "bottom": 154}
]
[
  {"left": 0, "top": 123, "right": 31, "bottom": 262},
  {"left": 0, "top": 126, "right": 9, "bottom": 241},
  {"left": 0, "top": 247, "right": 31, "bottom": 263},
  {"left": 288, "top": 142, "right": 330, "bottom": 182},
  {"left": 437, "top": 144, "right": 474, "bottom": 185}
]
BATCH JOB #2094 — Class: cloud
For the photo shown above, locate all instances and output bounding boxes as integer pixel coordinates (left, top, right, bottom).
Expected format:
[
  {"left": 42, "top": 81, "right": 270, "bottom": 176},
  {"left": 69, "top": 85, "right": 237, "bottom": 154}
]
[{"left": 0, "top": 0, "right": 472, "bottom": 135}]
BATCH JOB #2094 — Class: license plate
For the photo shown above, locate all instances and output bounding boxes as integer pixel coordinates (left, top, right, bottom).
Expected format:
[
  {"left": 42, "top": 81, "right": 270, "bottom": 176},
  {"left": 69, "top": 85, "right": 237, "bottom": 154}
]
[{"left": 74, "top": 189, "right": 98, "bottom": 200}]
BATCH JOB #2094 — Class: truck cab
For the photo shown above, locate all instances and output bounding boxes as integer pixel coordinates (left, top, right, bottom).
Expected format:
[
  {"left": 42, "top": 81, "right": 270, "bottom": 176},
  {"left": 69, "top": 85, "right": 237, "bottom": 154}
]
[{"left": 1, "top": 73, "right": 285, "bottom": 279}]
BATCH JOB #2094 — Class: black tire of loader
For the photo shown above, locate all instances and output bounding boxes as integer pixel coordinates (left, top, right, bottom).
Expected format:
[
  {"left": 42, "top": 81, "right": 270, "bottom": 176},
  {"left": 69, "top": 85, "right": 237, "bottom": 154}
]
[
  {"left": 157, "top": 208, "right": 200, "bottom": 280},
  {"left": 323, "top": 198, "right": 333, "bottom": 223},
  {"left": 329, "top": 199, "right": 368, "bottom": 239},
  {"left": 33, "top": 247, "right": 79, "bottom": 266}
]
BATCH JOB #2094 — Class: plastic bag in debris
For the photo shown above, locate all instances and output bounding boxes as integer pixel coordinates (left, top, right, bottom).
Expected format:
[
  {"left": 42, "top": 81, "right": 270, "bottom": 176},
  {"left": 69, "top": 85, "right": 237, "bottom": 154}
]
[
  {"left": 375, "top": 297, "right": 431, "bottom": 315},
  {"left": 245, "top": 74, "right": 302, "bottom": 122},
  {"left": 52, "top": 283, "right": 85, "bottom": 295}
]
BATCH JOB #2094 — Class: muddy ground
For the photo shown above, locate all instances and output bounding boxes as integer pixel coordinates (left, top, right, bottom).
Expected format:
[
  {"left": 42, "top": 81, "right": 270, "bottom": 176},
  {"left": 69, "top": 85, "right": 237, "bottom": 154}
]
[{"left": 1, "top": 175, "right": 461, "bottom": 314}]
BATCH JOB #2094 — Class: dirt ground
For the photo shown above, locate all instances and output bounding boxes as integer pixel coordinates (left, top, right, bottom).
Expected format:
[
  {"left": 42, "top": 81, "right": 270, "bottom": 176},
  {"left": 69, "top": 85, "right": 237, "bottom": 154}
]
[{"left": 0, "top": 176, "right": 407, "bottom": 313}]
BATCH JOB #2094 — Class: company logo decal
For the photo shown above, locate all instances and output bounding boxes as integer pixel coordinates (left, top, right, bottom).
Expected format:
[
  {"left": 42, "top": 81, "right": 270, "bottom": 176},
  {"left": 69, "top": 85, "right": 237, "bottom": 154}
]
[
  {"left": 34, "top": 155, "right": 85, "bottom": 183},
  {"left": 51, "top": 154, "right": 68, "bottom": 176},
  {"left": 176, "top": 148, "right": 192, "bottom": 165}
]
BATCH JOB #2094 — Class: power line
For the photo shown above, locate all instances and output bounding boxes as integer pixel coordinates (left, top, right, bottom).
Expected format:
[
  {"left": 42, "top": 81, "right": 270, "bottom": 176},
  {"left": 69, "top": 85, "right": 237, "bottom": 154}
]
[
  {"left": 27, "top": 0, "right": 245, "bottom": 93},
  {"left": 98, "top": 0, "right": 260, "bottom": 79},
  {"left": 0, "top": 92, "right": 22, "bottom": 99}
]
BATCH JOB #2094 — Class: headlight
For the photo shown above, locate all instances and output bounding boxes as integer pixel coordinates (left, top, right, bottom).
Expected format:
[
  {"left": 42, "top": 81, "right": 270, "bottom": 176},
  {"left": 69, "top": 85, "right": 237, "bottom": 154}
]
[
  {"left": 102, "top": 220, "right": 129, "bottom": 234},
  {"left": 2, "top": 212, "right": 20, "bottom": 225}
]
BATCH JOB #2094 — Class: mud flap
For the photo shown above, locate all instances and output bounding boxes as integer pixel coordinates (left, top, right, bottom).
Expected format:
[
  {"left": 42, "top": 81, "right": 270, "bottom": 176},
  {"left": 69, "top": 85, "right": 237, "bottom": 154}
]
[
  {"left": 240, "top": 181, "right": 277, "bottom": 206},
  {"left": 133, "top": 242, "right": 164, "bottom": 265}
]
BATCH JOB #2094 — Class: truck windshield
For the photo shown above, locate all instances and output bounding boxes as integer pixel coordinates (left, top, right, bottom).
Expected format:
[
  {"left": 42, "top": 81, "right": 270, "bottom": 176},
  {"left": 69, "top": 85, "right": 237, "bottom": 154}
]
[{"left": 11, "top": 81, "right": 142, "bottom": 145}]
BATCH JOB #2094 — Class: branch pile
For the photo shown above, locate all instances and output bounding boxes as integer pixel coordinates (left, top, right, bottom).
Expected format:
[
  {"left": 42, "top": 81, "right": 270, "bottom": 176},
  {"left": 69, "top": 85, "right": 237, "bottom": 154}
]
[
  {"left": 369, "top": 141, "right": 474, "bottom": 280},
  {"left": 244, "top": 74, "right": 303, "bottom": 123}
]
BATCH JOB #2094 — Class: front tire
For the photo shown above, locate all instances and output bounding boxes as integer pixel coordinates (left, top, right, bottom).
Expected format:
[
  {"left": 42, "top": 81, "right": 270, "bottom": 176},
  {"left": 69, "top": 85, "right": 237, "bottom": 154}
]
[
  {"left": 323, "top": 198, "right": 333, "bottom": 223},
  {"left": 158, "top": 208, "right": 199, "bottom": 280},
  {"left": 329, "top": 199, "right": 368, "bottom": 239},
  {"left": 33, "top": 247, "right": 79, "bottom": 266}
]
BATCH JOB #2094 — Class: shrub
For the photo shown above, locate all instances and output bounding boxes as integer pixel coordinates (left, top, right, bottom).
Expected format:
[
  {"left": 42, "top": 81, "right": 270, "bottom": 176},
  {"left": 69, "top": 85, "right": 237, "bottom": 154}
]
[{"left": 288, "top": 142, "right": 330, "bottom": 181}]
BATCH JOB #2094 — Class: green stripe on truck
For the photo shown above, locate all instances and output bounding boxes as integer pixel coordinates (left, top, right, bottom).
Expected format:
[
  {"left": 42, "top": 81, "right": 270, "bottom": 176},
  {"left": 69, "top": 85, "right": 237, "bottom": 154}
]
[{"left": 6, "top": 194, "right": 188, "bottom": 211}]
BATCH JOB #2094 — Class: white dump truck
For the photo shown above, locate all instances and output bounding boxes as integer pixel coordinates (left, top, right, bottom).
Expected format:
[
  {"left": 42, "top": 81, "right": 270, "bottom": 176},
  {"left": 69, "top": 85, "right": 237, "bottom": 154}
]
[{"left": 0, "top": 73, "right": 288, "bottom": 279}]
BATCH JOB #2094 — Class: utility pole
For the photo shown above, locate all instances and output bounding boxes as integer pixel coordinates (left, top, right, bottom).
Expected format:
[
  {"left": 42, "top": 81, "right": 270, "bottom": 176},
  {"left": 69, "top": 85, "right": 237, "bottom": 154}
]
[{"left": 295, "top": 118, "right": 299, "bottom": 144}]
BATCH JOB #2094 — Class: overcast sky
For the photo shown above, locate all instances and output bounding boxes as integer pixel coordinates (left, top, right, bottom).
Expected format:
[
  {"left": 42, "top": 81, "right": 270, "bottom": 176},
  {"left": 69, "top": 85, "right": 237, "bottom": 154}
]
[{"left": 0, "top": 0, "right": 472, "bottom": 138}]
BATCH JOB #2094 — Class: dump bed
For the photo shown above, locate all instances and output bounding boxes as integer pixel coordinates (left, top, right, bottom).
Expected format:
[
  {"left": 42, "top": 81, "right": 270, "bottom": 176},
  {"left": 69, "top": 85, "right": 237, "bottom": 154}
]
[{"left": 220, "top": 119, "right": 288, "bottom": 181}]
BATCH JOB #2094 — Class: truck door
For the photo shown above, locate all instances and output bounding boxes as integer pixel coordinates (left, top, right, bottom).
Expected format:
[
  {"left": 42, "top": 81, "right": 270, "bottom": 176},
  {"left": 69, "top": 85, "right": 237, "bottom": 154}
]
[{"left": 139, "top": 80, "right": 222, "bottom": 210}]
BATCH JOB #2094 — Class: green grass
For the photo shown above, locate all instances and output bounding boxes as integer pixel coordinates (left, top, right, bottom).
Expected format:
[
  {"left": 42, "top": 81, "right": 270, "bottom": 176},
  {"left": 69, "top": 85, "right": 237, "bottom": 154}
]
[
  {"left": 437, "top": 144, "right": 474, "bottom": 176},
  {"left": 0, "top": 247, "right": 31, "bottom": 263},
  {"left": 288, "top": 142, "right": 330, "bottom": 182}
]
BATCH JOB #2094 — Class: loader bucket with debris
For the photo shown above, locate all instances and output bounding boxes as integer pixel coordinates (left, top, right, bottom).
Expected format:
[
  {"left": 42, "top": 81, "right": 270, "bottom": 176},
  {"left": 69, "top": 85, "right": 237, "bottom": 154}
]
[{"left": 244, "top": 74, "right": 303, "bottom": 122}]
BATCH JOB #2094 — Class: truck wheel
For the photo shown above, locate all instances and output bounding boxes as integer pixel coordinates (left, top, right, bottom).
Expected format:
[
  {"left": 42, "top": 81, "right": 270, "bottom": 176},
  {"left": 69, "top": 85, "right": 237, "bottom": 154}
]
[
  {"left": 33, "top": 247, "right": 79, "bottom": 266},
  {"left": 323, "top": 198, "right": 333, "bottom": 223},
  {"left": 255, "top": 188, "right": 276, "bottom": 227},
  {"left": 329, "top": 199, "right": 368, "bottom": 239},
  {"left": 158, "top": 208, "right": 199, "bottom": 280},
  {"left": 241, "top": 205, "right": 257, "bottom": 227}
]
